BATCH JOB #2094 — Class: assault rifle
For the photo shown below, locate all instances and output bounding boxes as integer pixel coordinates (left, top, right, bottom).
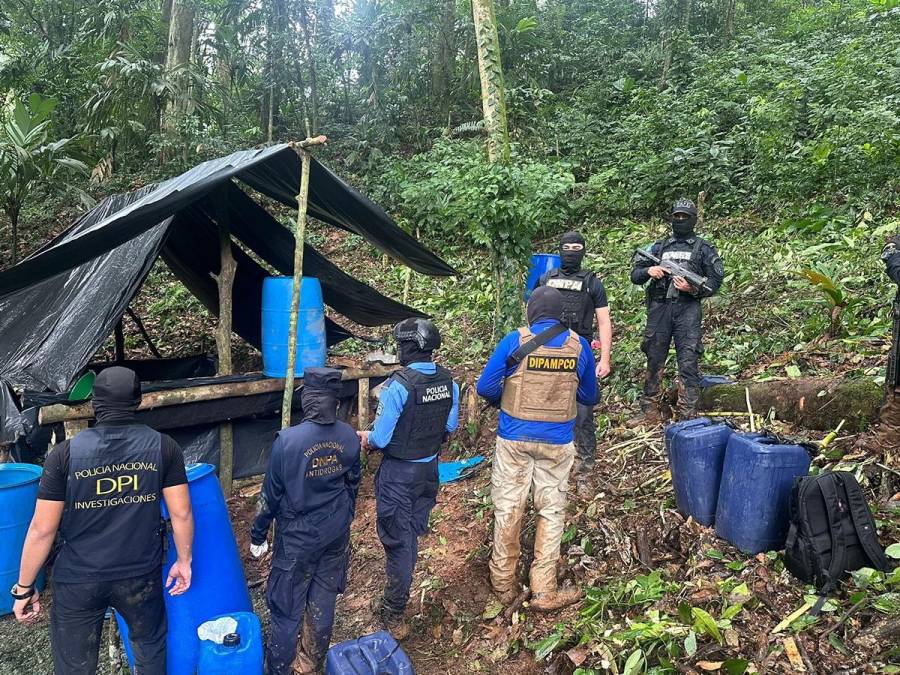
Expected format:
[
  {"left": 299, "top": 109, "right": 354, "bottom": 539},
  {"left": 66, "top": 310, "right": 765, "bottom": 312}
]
[{"left": 634, "top": 248, "right": 713, "bottom": 295}]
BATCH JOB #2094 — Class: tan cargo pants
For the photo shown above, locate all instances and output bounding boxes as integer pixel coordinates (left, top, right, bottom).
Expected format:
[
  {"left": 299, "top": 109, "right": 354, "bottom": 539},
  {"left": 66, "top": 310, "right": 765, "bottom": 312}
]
[{"left": 489, "top": 437, "right": 576, "bottom": 595}]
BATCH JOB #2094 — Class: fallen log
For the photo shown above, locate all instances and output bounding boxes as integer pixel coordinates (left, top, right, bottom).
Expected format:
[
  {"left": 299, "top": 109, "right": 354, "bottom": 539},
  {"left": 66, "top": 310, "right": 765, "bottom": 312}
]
[{"left": 699, "top": 377, "right": 882, "bottom": 431}]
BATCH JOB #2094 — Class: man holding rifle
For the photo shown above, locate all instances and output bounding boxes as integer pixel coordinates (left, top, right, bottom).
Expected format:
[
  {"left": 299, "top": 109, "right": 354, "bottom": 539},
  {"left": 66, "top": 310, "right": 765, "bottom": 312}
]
[{"left": 629, "top": 198, "right": 724, "bottom": 423}]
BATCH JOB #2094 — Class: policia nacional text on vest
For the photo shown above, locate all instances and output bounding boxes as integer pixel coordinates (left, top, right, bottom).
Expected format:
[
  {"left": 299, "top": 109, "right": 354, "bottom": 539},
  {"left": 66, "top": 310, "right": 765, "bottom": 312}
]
[
  {"left": 501, "top": 327, "right": 583, "bottom": 423},
  {"left": 383, "top": 366, "right": 454, "bottom": 460},
  {"left": 56, "top": 425, "right": 165, "bottom": 582},
  {"left": 543, "top": 269, "right": 596, "bottom": 338}
]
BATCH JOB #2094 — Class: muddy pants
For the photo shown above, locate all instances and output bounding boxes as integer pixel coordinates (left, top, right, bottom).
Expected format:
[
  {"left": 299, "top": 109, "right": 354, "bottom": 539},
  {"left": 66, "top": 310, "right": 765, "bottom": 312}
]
[
  {"left": 375, "top": 456, "right": 439, "bottom": 618},
  {"left": 642, "top": 299, "right": 703, "bottom": 411},
  {"left": 489, "top": 437, "right": 576, "bottom": 595},
  {"left": 574, "top": 403, "right": 596, "bottom": 469},
  {"left": 266, "top": 529, "right": 350, "bottom": 675},
  {"left": 51, "top": 569, "right": 166, "bottom": 675}
]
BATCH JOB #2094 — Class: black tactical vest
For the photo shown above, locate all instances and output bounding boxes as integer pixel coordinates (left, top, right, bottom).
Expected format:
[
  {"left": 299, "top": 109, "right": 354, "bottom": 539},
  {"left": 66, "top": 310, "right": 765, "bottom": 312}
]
[
  {"left": 648, "top": 237, "right": 704, "bottom": 302},
  {"left": 384, "top": 366, "right": 454, "bottom": 460},
  {"left": 544, "top": 269, "right": 595, "bottom": 338},
  {"left": 55, "top": 425, "right": 165, "bottom": 582}
]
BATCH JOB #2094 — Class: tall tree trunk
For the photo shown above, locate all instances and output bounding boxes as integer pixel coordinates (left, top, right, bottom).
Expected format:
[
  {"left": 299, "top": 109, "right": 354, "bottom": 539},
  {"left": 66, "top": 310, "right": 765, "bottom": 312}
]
[
  {"left": 471, "top": 0, "right": 510, "bottom": 164},
  {"left": 681, "top": 0, "right": 692, "bottom": 31},
  {"left": 163, "top": 0, "right": 195, "bottom": 133},
  {"left": 433, "top": 0, "right": 456, "bottom": 120},
  {"left": 299, "top": 0, "right": 319, "bottom": 133},
  {"left": 724, "top": 0, "right": 736, "bottom": 41},
  {"left": 8, "top": 205, "right": 20, "bottom": 265}
]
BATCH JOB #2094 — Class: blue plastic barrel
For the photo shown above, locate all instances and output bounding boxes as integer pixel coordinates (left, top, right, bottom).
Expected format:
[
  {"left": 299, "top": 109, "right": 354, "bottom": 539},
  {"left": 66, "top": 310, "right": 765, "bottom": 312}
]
[
  {"left": 325, "top": 631, "right": 414, "bottom": 675},
  {"left": 0, "top": 463, "right": 45, "bottom": 616},
  {"left": 197, "top": 611, "right": 263, "bottom": 674},
  {"left": 261, "top": 276, "right": 327, "bottom": 378},
  {"left": 117, "top": 464, "right": 252, "bottom": 675},
  {"left": 524, "top": 254, "right": 560, "bottom": 301},
  {"left": 667, "top": 419, "right": 734, "bottom": 526},
  {"left": 715, "top": 434, "right": 811, "bottom": 554}
]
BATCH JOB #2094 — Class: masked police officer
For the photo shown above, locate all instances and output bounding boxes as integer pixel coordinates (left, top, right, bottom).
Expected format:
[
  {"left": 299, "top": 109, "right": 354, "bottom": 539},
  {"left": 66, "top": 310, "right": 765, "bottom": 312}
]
[
  {"left": 629, "top": 199, "right": 724, "bottom": 423},
  {"left": 875, "top": 236, "right": 900, "bottom": 469},
  {"left": 357, "top": 318, "right": 459, "bottom": 639},
  {"left": 538, "top": 231, "right": 612, "bottom": 478},
  {"left": 250, "top": 367, "right": 361, "bottom": 675},
  {"left": 12, "top": 366, "right": 194, "bottom": 675},
  {"left": 476, "top": 286, "right": 597, "bottom": 610}
]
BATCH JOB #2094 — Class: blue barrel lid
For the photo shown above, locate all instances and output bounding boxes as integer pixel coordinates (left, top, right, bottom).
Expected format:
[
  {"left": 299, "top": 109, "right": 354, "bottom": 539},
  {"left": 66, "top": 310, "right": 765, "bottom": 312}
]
[
  {"left": 0, "top": 462, "right": 43, "bottom": 489},
  {"left": 185, "top": 463, "right": 216, "bottom": 483}
]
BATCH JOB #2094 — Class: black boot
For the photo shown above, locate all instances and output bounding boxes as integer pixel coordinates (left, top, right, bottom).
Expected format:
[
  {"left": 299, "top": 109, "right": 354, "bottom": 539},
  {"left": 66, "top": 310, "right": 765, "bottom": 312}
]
[
  {"left": 626, "top": 396, "right": 662, "bottom": 428},
  {"left": 677, "top": 386, "right": 700, "bottom": 420}
]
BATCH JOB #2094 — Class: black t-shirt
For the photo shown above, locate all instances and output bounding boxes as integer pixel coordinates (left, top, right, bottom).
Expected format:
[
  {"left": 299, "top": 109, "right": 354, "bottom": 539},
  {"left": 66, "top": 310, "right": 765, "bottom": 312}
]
[{"left": 38, "top": 427, "right": 188, "bottom": 501}]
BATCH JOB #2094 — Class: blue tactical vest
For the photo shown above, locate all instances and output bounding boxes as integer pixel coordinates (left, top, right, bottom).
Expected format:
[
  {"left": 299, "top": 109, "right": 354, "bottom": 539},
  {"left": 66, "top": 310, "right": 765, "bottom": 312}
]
[
  {"left": 383, "top": 366, "right": 454, "bottom": 461},
  {"left": 55, "top": 425, "right": 165, "bottom": 582}
]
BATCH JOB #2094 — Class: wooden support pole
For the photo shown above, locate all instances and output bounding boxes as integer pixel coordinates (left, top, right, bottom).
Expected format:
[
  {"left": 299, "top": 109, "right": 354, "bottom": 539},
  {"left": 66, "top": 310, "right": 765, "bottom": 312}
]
[
  {"left": 357, "top": 377, "right": 370, "bottom": 430},
  {"left": 466, "top": 376, "right": 480, "bottom": 440},
  {"left": 215, "top": 194, "right": 237, "bottom": 496},
  {"left": 281, "top": 135, "right": 327, "bottom": 430},
  {"left": 114, "top": 320, "right": 125, "bottom": 362}
]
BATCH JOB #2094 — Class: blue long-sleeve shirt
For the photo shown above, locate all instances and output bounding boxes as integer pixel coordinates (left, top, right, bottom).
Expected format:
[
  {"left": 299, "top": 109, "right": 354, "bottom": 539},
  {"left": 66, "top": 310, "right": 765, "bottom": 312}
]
[
  {"left": 477, "top": 319, "right": 597, "bottom": 444},
  {"left": 368, "top": 362, "right": 460, "bottom": 462}
]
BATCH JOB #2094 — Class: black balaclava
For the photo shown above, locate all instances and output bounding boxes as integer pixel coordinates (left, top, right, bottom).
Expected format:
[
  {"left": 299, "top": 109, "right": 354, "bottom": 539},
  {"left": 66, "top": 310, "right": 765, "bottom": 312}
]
[
  {"left": 559, "top": 231, "right": 586, "bottom": 274},
  {"left": 398, "top": 342, "right": 433, "bottom": 366},
  {"left": 92, "top": 366, "right": 142, "bottom": 425},
  {"left": 300, "top": 367, "right": 343, "bottom": 424},
  {"left": 527, "top": 286, "right": 564, "bottom": 325},
  {"left": 671, "top": 198, "right": 698, "bottom": 239}
]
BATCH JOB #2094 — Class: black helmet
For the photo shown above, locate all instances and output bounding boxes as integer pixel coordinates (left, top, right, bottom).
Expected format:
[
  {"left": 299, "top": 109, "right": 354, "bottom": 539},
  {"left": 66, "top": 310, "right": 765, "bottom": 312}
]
[
  {"left": 671, "top": 198, "right": 697, "bottom": 217},
  {"left": 393, "top": 318, "right": 441, "bottom": 352}
]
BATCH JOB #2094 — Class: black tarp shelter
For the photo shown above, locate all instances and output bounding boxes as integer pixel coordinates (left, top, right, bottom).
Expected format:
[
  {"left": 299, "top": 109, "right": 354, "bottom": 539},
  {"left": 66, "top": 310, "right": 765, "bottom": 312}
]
[{"left": 0, "top": 144, "right": 454, "bottom": 394}]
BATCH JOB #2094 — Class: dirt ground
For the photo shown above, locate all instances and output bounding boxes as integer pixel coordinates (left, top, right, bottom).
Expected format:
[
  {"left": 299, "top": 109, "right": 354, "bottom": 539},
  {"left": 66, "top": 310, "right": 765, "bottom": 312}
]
[{"left": 1, "top": 410, "right": 898, "bottom": 674}]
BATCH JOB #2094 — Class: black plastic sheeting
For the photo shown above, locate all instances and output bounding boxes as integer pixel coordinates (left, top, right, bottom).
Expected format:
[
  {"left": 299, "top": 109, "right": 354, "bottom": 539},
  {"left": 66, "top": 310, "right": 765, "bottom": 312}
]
[
  {"left": 0, "top": 145, "right": 452, "bottom": 396},
  {"left": 0, "top": 144, "right": 455, "bottom": 296},
  {"left": 1, "top": 383, "right": 24, "bottom": 445},
  {"left": 0, "top": 188, "right": 170, "bottom": 392}
]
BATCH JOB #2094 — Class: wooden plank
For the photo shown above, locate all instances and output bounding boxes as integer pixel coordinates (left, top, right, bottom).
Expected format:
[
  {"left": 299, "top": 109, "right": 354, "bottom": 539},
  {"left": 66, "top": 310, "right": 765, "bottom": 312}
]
[
  {"left": 39, "top": 365, "right": 402, "bottom": 425},
  {"left": 40, "top": 379, "right": 286, "bottom": 425},
  {"left": 357, "top": 377, "right": 370, "bottom": 430}
]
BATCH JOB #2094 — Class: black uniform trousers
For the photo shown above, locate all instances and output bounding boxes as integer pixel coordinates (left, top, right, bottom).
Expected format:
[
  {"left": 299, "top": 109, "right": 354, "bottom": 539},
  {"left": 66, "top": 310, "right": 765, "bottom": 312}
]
[
  {"left": 375, "top": 456, "right": 439, "bottom": 617},
  {"left": 266, "top": 520, "right": 350, "bottom": 675},
  {"left": 641, "top": 299, "right": 703, "bottom": 396},
  {"left": 51, "top": 569, "right": 166, "bottom": 675}
]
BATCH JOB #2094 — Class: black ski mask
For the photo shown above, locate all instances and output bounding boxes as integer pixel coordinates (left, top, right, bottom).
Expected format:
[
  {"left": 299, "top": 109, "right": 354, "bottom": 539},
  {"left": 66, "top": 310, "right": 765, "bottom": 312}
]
[
  {"left": 559, "top": 231, "right": 586, "bottom": 274},
  {"left": 300, "top": 367, "right": 342, "bottom": 425},
  {"left": 670, "top": 199, "right": 698, "bottom": 239},
  {"left": 527, "top": 286, "right": 564, "bottom": 325},
  {"left": 398, "top": 342, "right": 433, "bottom": 366},
  {"left": 672, "top": 215, "right": 697, "bottom": 238},
  {"left": 92, "top": 366, "right": 142, "bottom": 425}
]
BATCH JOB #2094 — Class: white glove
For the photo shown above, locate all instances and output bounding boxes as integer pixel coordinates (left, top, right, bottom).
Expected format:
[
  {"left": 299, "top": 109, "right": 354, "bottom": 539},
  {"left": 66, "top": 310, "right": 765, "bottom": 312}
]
[{"left": 250, "top": 541, "right": 268, "bottom": 558}]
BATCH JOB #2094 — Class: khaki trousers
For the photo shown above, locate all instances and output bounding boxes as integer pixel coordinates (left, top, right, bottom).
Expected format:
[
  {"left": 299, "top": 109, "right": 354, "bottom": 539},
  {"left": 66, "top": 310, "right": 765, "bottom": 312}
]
[{"left": 489, "top": 437, "right": 576, "bottom": 595}]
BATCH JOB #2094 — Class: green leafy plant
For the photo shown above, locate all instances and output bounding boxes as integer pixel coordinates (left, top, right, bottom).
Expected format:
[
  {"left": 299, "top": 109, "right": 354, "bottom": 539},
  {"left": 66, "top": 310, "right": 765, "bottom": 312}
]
[{"left": 0, "top": 94, "right": 88, "bottom": 263}]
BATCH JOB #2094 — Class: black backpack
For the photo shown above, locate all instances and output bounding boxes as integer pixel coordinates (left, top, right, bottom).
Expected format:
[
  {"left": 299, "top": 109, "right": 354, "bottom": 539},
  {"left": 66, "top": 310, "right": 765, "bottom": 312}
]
[{"left": 785, "top": 471, "right": 891, "bottom": 595}]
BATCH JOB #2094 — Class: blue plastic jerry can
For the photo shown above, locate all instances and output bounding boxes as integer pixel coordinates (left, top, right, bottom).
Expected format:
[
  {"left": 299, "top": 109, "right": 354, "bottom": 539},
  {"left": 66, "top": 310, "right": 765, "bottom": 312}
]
[
  {"left": 664, "top": 417, "right": 712, "bottom": 454},
  {"left": 666, "top": 419, "right": 734, "bottom": 526},
  {"left": 197, "top": 612, "right": 263, "bottom": 674},
  {"left": 715, "top": 433, "right": 811, "bottom": 554},
  {"left": 325, "top": 631, "right": 415, "bottom": 674}
]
